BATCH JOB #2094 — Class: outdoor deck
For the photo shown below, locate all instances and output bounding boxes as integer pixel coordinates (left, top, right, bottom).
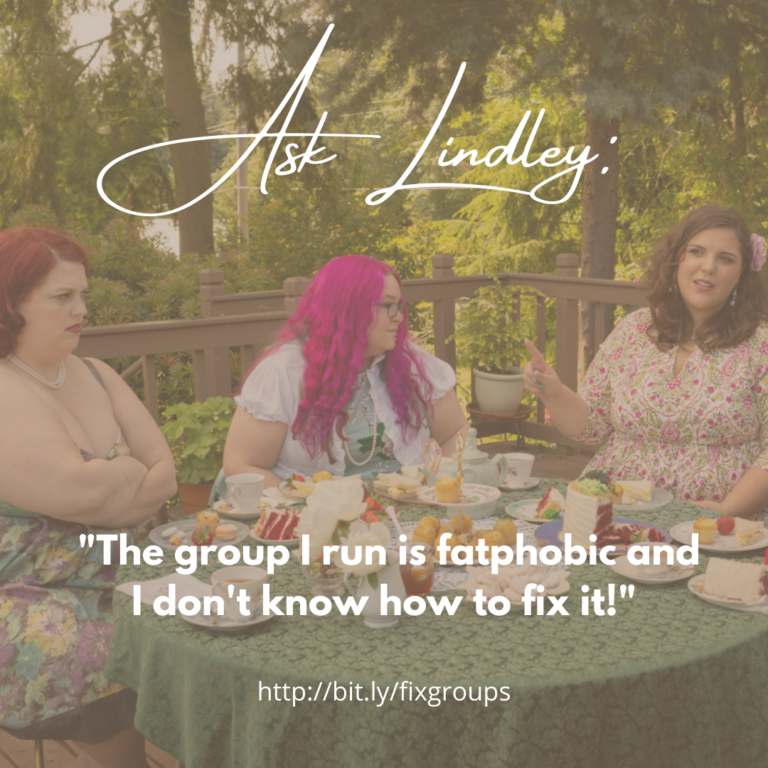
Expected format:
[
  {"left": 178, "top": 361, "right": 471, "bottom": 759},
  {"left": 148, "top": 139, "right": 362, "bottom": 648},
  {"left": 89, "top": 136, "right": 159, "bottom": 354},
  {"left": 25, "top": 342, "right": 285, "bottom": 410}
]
[{"left": 0, "top": 443, "right": 590, "bottom": 768}]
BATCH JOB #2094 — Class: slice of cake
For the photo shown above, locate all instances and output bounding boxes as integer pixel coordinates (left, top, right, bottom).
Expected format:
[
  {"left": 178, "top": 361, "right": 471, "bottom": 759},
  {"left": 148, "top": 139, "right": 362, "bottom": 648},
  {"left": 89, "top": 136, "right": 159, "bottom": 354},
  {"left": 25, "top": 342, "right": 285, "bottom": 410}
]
[
  {"left": 704, "top": 557, "right": 768, "bottom": 601},
  {"left": 562, "top": 479, "right": 613, "bottom": 548},
  {"left": 735, "top": 518, "right": 765, "bottom": 547},
  {"left": 256, "top": 508, "right": 301, "bottom": 541},
  {"left": 615, "top": 480, "right": 653, "bottom": 504},
  {"left": 536, "top": 486, "right": 566, "bottom": 520}
]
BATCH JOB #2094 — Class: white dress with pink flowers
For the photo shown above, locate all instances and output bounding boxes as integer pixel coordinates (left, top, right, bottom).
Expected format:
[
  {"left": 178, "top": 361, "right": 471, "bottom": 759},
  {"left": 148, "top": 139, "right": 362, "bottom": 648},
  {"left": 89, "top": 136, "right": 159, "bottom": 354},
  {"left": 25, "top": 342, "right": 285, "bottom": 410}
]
[{"left": 574, "top": 308, "right": 768, "bottom": 512}]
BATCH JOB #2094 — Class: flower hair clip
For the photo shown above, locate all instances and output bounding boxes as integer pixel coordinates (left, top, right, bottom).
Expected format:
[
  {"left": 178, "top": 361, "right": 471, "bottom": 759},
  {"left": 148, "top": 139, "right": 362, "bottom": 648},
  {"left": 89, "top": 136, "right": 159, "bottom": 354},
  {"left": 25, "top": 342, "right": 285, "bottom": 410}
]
[{"left": 751, "top": 233, "right": 766, "bottom": 271}]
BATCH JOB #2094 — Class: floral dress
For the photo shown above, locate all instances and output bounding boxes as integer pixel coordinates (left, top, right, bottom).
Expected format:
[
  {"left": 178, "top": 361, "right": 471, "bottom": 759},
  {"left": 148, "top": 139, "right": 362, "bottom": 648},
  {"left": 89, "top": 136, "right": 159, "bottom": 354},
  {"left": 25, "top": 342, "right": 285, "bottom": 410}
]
[
  {"left": 0, "top": 433, "right": 138, "bottom": 735},
  {"left": 575, "top": 308, "right": 768, "bottom": 513}
]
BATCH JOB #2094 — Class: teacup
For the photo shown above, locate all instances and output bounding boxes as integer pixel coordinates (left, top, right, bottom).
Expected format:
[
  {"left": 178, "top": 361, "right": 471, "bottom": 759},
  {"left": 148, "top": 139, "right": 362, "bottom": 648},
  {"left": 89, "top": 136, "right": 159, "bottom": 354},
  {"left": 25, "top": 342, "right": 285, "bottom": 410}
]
[
  {"left": 211, "top": 566, "right": 268, "bottom": 619},
  {"left": 225, "top": 473, "right": 264, "bottom": 512},
  {"left": 503, "top": 453, "right": 535, "bottom": 484}
]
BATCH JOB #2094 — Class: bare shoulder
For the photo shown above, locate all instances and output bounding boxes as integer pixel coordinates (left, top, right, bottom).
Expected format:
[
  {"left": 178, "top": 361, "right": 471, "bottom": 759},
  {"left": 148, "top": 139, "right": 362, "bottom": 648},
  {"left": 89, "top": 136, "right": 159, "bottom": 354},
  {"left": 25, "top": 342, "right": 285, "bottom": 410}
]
[
  {"left": 0, "top": 370, "right": 55, "bottom": 413},
  {"left": 81, "top": 357, "right": 125, "bottom": 387}
]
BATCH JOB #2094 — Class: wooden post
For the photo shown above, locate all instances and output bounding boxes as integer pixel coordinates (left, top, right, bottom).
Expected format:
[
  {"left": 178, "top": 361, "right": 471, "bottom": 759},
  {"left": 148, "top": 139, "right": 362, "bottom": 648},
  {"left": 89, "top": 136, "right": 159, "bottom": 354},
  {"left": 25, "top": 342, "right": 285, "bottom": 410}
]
[
  {"left": 432, "top": 253, "right": 456, "bottom": 370},
  {"left": 555, "top": 254, "right": 579, "bottom": 392},
  {"left": 199, "top": 268, "right": 232, "bottom": 398},
  {"left": 283, "top": 276, "right": 310, "bottom": 314},
  {"left": 236, "top": 41, "right": 249, "bottom": 245}
]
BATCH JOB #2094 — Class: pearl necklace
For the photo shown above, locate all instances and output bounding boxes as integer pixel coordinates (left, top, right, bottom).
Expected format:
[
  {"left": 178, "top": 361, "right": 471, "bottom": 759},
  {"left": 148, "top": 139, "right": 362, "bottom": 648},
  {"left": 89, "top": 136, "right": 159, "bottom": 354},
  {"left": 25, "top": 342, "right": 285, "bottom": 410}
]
[
  {"left": 342, "top": 374, "right": 378, "bottom": 466},
  {"left": 8, "top": 354, "right": 66, "bottom": 389}
]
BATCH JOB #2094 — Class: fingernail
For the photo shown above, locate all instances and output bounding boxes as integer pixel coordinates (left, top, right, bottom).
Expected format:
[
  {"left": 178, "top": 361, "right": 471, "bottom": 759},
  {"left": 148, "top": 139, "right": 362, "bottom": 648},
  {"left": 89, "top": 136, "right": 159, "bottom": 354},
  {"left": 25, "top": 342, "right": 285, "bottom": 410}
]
[
  {"left": 540, "top": 385, "right": 545, "bottom": 391},
  {"left": 531, "top": 377, "right": 537, "bottom": 383}
]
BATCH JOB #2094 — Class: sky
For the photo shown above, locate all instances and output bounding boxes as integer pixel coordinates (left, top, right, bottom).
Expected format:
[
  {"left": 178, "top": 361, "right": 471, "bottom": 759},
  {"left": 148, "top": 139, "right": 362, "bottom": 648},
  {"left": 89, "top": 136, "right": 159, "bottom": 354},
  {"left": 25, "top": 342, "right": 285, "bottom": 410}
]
[{"left": 68, "top": 2, "right": 238, "bottom": 255}]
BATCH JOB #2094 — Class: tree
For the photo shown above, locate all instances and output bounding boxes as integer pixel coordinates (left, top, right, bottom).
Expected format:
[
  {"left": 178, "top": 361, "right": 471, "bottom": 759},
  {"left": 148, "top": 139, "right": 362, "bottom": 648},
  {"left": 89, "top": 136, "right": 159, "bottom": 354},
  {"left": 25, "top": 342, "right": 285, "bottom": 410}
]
[
  {"left": 153, "top": 0, "right": 215, "bottom": 256},
  {"left": 302, "top": 0, "right": 764, "bottom": 375}
]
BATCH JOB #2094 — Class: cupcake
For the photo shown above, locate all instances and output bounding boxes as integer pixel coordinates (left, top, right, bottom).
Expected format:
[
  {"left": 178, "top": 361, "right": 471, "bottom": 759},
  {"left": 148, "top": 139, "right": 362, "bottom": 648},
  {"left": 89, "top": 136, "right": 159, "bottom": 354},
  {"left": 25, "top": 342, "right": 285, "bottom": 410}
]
[
  {"left": 693, "top": 518, "right": 717, "bottom": 545},
  {"left": 435, "top": 476, "right": 462, "bottom": 504},
  {"left": 196, "top": 510, "right": 220, "bottom": 533},
  {"left": 412, "top": 524, "right": 437, "bottom": 547}
]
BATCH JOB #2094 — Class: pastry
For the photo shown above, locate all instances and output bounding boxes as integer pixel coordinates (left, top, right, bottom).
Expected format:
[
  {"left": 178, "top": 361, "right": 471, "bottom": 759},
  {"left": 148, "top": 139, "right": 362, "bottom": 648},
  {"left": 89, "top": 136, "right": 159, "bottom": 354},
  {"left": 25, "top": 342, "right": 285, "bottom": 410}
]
[
  {"left": 493, "top": 519, "right": 518, "bottom": 546},
  {"left": 704, "top": 557, "right": 768, "bottom": 601},
  {"left": 312, "top": 470, "right": 333, "bottom": 483},
  {"left": 450, "top": 512, "right": 472, "bottom": 533},
  {"left": 536, "top": 487, "right": 565, "bottom": 520},
  {"left": 418, "top": 516, "right": 441, "bottom": 533},
  {"left": 435, "top": 476, "right": 461, "bottom": 503},
  {"left": 475, "top": 530, "right": 504, "bottom": 548},
  {"left": 693, "top": 518, "right": 717, "bottom": 545},
  {"left": 196, "top": 510, "right": 220, "bottom": 533},
  {"left": 734, "top": 518, "right": 764, "bottom": 547},
  {"left": 215, "top": 523, "right": 238, "bottom": 540},
  {"left": 614, "top": 480, "right": 653, "bottom": 504},
  {"left": 412, "top": 524, "right": 438, "bottom": 547},
  {"left": 256, "top": 509, "right": 301, "bottom": 541},
  {"left": 562, "top": 479, "right": 613, "bottom": 548}
]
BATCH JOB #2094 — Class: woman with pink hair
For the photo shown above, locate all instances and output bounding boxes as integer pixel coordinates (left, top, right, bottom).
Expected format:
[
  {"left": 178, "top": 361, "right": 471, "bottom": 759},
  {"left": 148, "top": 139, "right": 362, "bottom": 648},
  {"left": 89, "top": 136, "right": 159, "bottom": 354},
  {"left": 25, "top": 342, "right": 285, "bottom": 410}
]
[{"left": 222, "top": 255, "right": 468, "bottom": 486}]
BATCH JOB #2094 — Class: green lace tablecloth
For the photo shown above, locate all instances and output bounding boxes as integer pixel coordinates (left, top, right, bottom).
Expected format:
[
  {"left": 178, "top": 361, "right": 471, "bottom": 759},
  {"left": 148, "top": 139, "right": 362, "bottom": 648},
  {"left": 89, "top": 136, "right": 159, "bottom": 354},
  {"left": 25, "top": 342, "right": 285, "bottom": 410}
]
[{"left": 106, "top": 481, "right": 768, "bottom": 768}]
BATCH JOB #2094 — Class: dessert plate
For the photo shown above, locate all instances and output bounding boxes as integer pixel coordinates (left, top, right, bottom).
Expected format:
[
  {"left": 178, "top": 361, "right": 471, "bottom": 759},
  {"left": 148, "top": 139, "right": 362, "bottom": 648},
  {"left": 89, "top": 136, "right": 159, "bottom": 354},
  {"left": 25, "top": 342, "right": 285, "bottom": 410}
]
[
  {"left": 277, "top": 480, "right": 315, "bottom": 499},
  {"left": 612, "top": 554, "right": 696, "bottom": 584},
  {"left": 670, "top": 521, "right": 768, "bottom": 553},
  {"left": 505, "top": 499, "right": 559, "bottom": 524},
  {"left": 149, "top": 520, "right": 250, "bottom": 551},
  {"left": 179, "top": 605, "right": 275, "bottom": 631},
  {"left": 212, "top": 497, "right": 262, "bottom": 520},
  {"left": 687, "top": 573, "right": 768, "bottom": 608},
  {"left": 535, "top": 518, "right": 671, "bottom": 553},
  {"left": 418, "top": 484, "right": 501, "bottom": 508},
  {"left": 500, "top": 476, "right": 541, "bottom": 492},
  {"left": 613, "top": 485, "right": 673, "bottom": 511}
]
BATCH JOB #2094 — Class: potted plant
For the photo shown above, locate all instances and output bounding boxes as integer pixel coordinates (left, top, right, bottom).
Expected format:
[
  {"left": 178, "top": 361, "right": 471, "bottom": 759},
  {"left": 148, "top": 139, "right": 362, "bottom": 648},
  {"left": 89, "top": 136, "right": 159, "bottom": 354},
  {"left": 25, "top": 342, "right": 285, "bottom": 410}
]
[
  {"left": 160, "top": 396, "right": 237, "bottom": 516},
  {"left": 453, "top": 278, "right": 541, "bottom": 414}
]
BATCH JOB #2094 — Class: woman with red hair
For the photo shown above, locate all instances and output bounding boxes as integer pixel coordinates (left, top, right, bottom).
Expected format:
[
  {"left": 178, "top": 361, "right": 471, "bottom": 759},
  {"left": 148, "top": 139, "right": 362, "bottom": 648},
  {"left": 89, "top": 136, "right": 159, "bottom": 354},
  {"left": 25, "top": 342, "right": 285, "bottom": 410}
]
[
  {"left": 0, "top": 229, "right": 177, "bottom": 766},
  {"left": 222, "top": 255, "right": 468, "bottom": 486}
]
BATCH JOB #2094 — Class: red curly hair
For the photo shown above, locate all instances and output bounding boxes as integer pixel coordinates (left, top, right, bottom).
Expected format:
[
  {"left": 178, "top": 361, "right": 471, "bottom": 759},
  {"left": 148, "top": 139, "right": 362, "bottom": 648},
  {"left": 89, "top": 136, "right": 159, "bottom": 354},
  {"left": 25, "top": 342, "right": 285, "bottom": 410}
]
[{"left": 0, "top": 228, "right": 89, "bottom": 357}]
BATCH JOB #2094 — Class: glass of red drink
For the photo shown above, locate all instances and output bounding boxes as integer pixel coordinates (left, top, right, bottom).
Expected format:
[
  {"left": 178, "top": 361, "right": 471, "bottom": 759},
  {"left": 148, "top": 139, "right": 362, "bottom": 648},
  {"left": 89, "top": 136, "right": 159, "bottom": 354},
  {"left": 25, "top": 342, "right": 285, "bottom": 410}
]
[{"left": 400, "top": 543, "right": 435, "bottom": 596}]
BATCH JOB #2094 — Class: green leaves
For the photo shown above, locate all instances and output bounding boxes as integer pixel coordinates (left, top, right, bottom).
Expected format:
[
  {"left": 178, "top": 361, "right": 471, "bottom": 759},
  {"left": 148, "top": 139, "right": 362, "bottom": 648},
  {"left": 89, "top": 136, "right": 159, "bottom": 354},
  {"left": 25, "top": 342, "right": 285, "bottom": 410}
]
[
  {"left": 159, "top": 397, "right": 236, "bottom": 484},
  {"left": 452, "top": 277, "right": 545, "bottom": 374}
]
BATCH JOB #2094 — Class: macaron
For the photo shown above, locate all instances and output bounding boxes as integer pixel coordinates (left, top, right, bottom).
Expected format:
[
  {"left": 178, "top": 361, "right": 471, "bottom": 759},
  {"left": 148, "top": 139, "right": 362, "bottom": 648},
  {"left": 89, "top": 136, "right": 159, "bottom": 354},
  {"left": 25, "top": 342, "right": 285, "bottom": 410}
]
[{"left": 216, "top": 523, "right": 238, "bottom": 540}]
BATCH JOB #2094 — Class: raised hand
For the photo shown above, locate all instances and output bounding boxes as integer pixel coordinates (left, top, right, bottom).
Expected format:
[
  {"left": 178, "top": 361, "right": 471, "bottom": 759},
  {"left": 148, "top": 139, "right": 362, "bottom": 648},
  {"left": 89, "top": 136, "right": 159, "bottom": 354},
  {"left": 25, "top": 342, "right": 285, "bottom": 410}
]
[{"left": 523, "top": 339, "right": 562, "bottom": 403}]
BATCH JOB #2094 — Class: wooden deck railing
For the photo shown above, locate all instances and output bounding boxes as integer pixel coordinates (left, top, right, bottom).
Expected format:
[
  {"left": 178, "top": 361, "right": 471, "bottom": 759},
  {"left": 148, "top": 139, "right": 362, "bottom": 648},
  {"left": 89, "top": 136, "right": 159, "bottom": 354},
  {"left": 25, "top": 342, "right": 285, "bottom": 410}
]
[{"left": 75, "top": 253, "right": 648, "bottom": 449}]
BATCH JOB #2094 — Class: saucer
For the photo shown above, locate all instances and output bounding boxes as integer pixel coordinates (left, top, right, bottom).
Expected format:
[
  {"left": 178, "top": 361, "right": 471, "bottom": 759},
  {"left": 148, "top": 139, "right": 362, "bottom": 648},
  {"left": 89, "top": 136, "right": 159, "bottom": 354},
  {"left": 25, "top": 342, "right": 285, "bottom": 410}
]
[
  {"left": 213, "top": 497, "right": 262, "bottom": 520},
  {"left": 500, "top": 476, "right": 541, "bottom": 492},
  {"left": 179, "top": 605, "right": 275, "bottom": 632}
]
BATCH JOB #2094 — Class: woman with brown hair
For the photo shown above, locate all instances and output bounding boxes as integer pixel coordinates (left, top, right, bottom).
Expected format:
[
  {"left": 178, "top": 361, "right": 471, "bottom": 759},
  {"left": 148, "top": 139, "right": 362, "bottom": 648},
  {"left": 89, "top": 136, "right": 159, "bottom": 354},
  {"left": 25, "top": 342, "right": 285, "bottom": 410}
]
[
  {"left": 523, "top": 205, "right": 768, "bottom": 517},
  {"left": 0, "top": 229, "right": 177, "bottom": 766}
]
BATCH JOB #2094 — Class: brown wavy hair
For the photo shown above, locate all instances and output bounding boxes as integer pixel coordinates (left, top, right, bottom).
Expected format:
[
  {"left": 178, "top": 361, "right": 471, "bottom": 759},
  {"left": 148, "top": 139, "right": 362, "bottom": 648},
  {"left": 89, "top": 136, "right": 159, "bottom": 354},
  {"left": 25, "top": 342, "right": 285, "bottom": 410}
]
[
  {"left": 644, "top": 205, "right": 768, "bottom": 352},
  {"left": 0, "top": 228, "right": 89, "bottom": 357}
]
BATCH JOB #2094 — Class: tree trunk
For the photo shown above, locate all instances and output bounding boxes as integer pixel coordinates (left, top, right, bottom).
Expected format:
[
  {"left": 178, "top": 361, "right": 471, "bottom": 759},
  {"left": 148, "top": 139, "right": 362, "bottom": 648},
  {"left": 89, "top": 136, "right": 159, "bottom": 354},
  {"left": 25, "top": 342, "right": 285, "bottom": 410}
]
[
  {"left": 156, "top": 0, "right": 214, "bottom": 257},
  {"left": 727, "top": 31, "right": 746, "bottom": 152},
  {"left": 579, "top": 111, "right": 620, "bottom": 382}
]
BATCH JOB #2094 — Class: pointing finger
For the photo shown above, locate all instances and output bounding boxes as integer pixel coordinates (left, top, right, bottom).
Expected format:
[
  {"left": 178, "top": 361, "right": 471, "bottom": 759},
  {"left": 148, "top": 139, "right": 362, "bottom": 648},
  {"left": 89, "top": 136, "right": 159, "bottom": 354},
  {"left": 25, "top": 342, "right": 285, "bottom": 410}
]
[{"left": 524, "top": 339, "right": 547, "bottom": 367}]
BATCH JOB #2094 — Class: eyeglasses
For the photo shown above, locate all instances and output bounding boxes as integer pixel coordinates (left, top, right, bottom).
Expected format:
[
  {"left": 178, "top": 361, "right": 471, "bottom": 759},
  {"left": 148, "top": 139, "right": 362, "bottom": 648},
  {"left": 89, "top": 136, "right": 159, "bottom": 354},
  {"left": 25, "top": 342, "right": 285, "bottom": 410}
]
[{"left": 373, "top": 300, "right": 406, "bottom": 318}]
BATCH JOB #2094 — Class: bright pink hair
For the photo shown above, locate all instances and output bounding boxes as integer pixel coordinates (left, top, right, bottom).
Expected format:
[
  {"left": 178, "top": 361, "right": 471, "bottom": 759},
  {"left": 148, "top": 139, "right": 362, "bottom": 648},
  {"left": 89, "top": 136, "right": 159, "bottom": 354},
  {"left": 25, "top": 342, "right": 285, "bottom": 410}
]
[
  {"left": 248, "top": 255, "right": 434, "bottom": 460},
  {"left": 0, "top": 228, "right": 89, "bottom": 357}
]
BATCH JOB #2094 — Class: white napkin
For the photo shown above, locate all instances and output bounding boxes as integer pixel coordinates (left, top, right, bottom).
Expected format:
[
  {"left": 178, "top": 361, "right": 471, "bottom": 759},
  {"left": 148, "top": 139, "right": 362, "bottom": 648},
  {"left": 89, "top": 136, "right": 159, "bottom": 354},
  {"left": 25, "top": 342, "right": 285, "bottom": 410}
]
[{"left": 117, "top": 574, "right": 211, "bottom": 605}]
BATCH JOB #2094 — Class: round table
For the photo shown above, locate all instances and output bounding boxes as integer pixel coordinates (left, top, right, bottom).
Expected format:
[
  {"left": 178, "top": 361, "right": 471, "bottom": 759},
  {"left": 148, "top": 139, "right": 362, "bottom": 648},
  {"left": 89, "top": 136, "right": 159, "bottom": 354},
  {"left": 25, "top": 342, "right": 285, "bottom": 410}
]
[{"left": 106, "top": 481, "right": 768, "bottom": 768}]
